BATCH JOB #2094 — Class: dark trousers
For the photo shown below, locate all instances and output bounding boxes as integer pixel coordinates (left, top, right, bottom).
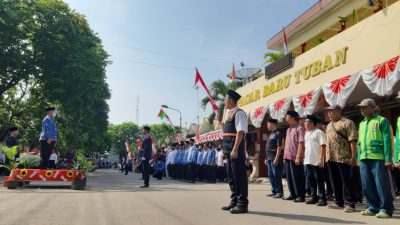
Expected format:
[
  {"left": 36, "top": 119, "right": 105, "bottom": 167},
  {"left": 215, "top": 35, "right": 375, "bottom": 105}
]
[
  {"left": 202, "top": 165, "right": 208, "bottom": 181},
  {"left": 327, "top": 161, "right": 357, "bottom": 207},
  {"left": 49, "top": 160, "right": 56, "bottom": 169},
  {"left": 324, "top": 164, "right": 333, "bottom": 196},
  {"left": 40, "top": 140, "right": 55, "bottom": 169},
  {"left": 267, "top": 159, "right": 283, "bottom": 195},
  {"left": 188, "top": 163, "right": 197, "bottom": 182},
  {"left": 197, "top": 164, "right": 203, "bottom": 180},
  {"left": 125, "top": 164, "right": 131, "bottom": 175},
  {"left": 360, "top": 159, "right": 394, "bottom": 215},
  {"left": 217, "top": 166, "right": 226, "bottom": 182},
  {"left": 226, "top": 153, "right": 248, "bottom": 208},
  {"left": 285, "top": 160, "right": 305, "bottom": 199},
  {"left": 306, "top": 164, "right": 326, "bottom": 200},
  {"left": 351, "top": 166, "right": 364, "bottom": 202},
  {"left": 142, "top": 160, "right": 150, "bottom": 186},
  {"left": 208, "top": 165, "right": 217, "bottom": 183}
]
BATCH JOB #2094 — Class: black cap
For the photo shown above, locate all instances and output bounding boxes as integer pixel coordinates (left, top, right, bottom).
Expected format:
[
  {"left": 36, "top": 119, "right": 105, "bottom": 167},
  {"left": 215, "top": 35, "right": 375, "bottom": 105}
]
[
  {"left": 267, "top": 118, "right": 278, "bottom": 124},
  {"left": 9, "top": 127, "right": 18, "bottom": 132},
  {"left": 306, "top": 115, "right": 318, "bottom": 125},
  {"left": 286, "top": 111, "right": 299, "bottom": 118},
  {"left": 315, "top": 116, "right": 325, "bottom": 124},
  {"left": 189, "top": 138, "right": 195, "bottom": 142},
  {"left": 185, "top": 141, "right": 190, "bottom": 144},
  {"left": 46, "top": 107, "right": 56, "bottom": 112},
  {"left": 143, "top": 126, "right": 151, "bottom": 132},
  {"left": 227, "top": 89, "right": 241, "bottom": 102}
]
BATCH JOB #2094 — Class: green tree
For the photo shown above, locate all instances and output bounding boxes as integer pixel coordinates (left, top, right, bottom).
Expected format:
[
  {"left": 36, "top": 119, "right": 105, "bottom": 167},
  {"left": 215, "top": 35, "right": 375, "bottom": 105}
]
[
  {"left": 150, "top": 124, "right": 177, "bottom": 148},
  {"left": 200, "top": 80, "right": 243, "bottom": 124},
  {"left": 264, "top": 51, "right": 284, "bottom": 64},
  {"left": 107, "top": 122, "right": 141, "bottom": 156}
]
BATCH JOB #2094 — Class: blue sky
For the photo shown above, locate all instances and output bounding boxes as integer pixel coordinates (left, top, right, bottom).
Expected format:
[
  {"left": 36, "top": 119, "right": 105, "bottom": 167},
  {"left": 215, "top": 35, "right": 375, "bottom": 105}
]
[{"left": 63, "top": 0, "right": 318, "bottom": 127}]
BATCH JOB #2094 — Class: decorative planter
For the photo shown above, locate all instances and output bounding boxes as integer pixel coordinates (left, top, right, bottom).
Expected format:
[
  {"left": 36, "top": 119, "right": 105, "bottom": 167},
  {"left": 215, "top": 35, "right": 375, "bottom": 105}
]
[
  {"left": 6, "top": 180, "right": 20, "bottom": 189},
  {"left": 71, "top": 177, "right": 87, "bottom": 190},
  {"left": 3, "top": 176, "right": 12, "bottom": 187}
]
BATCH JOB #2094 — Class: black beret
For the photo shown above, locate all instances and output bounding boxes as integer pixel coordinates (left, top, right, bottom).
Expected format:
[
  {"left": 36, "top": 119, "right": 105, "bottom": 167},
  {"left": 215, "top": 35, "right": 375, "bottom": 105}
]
[
  {"left": 46, "top": 107, "right": 56, "bottom": 112},
  {"left": 9, "top": 127, "right": 18, "bottom": 132},
  {"left": 143, "top": 126, "right": 151, "bottom": 132},
  {"left": 306, "top": 115, "right": 318, "bottom": 125},
  {"left": 286, "top": 111, "right": 299, "bottom": 118},
  {"left": 227, "top": 89, "right": 241, "bottom": 102},
  {"left": 267, "top": 119, "right": 278, "bottom": 124}
]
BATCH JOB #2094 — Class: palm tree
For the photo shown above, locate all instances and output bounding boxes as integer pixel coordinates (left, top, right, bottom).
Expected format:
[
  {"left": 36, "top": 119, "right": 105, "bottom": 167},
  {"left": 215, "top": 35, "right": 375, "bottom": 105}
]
[
  {"left": 201, "top": 80, "right": 243, "bottom": 125},
  {"left": 264, "top": 51, "right": 284, "bottom": 64}
]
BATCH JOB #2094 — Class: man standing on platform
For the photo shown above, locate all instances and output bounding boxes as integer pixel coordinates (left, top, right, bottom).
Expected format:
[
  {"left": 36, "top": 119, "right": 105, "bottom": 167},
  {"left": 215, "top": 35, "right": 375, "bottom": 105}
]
[
  {"left": 140, "top": 126, "right": 152, "bottom": 188},
  {"left": 283, "top": 111, "right": 306, "bottom": 203},
  {"left": 264, "top": 118, "right": 284, "bottom": 199},
  {"left": 39, "top": 107, "right": 58, "bottom": 169},
  {"left": 357, "top": 99, "right": 394, "bottom": 219},
  {"left": 221, "top": 89, "right": 248, "bottom": 214}
]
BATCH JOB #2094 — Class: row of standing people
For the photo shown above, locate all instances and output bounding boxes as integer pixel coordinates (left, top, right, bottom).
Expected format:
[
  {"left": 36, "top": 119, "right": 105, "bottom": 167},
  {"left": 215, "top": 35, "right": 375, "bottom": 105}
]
[{"left": 265, "top": 98, "right": 397, "bottom": 219}]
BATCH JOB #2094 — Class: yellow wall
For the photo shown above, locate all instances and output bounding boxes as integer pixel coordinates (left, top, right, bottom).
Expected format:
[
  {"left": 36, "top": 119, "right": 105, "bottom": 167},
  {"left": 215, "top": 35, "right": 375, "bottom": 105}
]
[{"left": 238, "top": 0, "right": 400, "bottom": 114}]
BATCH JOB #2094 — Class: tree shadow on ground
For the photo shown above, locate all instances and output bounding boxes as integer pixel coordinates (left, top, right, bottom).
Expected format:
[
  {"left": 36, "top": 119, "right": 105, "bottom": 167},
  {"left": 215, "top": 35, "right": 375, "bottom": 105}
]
[{"left": 248, "top": 211, "right": 367, "bottom": 224}]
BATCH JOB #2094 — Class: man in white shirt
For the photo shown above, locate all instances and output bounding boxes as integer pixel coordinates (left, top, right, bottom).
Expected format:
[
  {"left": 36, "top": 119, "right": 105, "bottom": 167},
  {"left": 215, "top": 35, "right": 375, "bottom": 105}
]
[
  {"left": 304, "top": 115, "right": 327, "bottom": 206},
  {"left": 221, "top": 89, "right": 249, "bottom": 214},
  {"left": 216, "top": 146, "right": 225, "bottom": 182}
]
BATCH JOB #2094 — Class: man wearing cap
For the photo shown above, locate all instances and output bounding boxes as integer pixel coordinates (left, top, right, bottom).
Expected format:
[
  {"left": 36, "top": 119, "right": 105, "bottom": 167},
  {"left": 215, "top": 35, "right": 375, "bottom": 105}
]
[
  {"left": 283, "top": 110, "right": 306, "bottom": 202},
  {"left": 357, "top": 98, "right": 394, "bottom": 218},
  {"left": 140, "top": 126, "right": 152, "bottom": 188},
  {"left": 221, "top": 89, "right": 249, "bottom": 214},
  {"left": 264, "top": 118, "right": 284, "bottom": 199},
  {"left": 304, "top": 115, "right": 327, "bottom": 206},
  {"left": 39, "top": 107, "right": 58, "bottom": 169},
  {"left": 325, "top": 105, "right": 358, "bottom": 212},
  {"left": 6, "top": 127, "right": 19, "bottom": 148}
]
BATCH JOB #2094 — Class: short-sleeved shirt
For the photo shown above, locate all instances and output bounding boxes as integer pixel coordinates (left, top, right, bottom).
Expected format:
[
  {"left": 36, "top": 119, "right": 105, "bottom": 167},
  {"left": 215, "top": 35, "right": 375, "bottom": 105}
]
[
  {"left": 325, "top": 117, "right": 357, "bottom": 163},
  {"left": 283, "top": 124, "right": 305, "bottom": 161},
  {"left": 304, "top": 128, "right": 326, "bottom": 166},
  {"left": 265, "top": 129, "right": 282, "bottom": 160},
  {"left": 217, "top": 151, "right": 224, "bottom": 167},
  {"left": 6, "top": 136, "right": 18, "bottom": 148}
]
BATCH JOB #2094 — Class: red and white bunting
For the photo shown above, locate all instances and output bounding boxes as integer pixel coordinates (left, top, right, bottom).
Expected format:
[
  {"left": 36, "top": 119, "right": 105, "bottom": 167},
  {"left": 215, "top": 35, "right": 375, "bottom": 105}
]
[
  {"left": 360, "top": 56, "right": 400, "bottom": 96},
  {"left": 269, "top": 97, "right": 292, "bottom": 122},
  {"left": 249, "top": 105, "right": 269, "bottom": 128},
  {"left": 322, "top": 73, "right": 361, "bottom": 108},
  {"left": 292, "top": 88, "right": 321, "bottom": 118},
  {"left": 196, "top": 131, "right": 223, "bottom": 144}
]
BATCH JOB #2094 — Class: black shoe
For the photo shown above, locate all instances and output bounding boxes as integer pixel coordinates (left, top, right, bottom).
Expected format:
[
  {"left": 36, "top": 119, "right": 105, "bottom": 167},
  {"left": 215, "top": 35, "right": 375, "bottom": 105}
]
[
  {"left": 266, "top": 193, "right": 275, "bottom": 197},
  {"left": 139, "top": 185, "right": 149, "bottom": 188},
  {"left": 230, "top": 206, "right": 248, "bottom": 214},
  {"left": 273, "top": 193, "right": 284, "bottom": 199},
  {"left": 221, "top": 204, "right": 236, "bottom": 211},
  {"left": 294, "top": 197, "right": 305, "bottom": 203},
  {"left": 316, "top": 200, "right": 327, "bottom": 206},
  {"left": 306, "top": 198, "right": 318, "bottom": 204},
  {"left": 283, "top": 196, "right": 294, "bottom": 201}
]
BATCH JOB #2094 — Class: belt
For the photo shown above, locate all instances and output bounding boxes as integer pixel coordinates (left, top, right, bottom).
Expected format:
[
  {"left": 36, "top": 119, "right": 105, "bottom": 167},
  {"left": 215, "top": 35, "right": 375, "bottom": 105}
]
[{"left": 222, "top": 133, "right": 237, "bottom": 137}]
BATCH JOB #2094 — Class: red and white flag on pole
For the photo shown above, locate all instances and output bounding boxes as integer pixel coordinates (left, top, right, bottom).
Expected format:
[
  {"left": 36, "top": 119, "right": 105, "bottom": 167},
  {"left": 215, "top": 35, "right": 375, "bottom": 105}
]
[
  {"left": 231, "top": 64, "right": 236, "bottom": 82},
  {"left": 125, "top": 139, "right": 131, "bottom": 152},
  {"left": 282, "top": 27, "right": 288, "bottom": 54}
]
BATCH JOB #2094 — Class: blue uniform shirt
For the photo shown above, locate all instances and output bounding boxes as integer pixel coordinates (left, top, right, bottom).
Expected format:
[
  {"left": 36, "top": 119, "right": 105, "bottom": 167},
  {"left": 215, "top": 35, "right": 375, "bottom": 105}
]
[
  {"left": 39, "top": 115, "right": 58, "bottom": 141},
  {"left": 197, "top": 151, "right": 203, "bottom": 165},
  {"left": 183, "top": 148, "right": 190, "bottom": 165},
  {"left": 207, "top": 149, "right": 216, "bottom": 165},
  {"left": 202, "top": 150, "right": 209, "bottom": 165}
]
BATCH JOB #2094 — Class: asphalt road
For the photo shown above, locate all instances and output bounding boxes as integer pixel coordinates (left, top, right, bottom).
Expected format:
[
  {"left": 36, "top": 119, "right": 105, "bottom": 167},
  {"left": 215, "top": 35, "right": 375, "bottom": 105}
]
[{"left": 0, "top": 169, "right": 399, "bottom": 225}]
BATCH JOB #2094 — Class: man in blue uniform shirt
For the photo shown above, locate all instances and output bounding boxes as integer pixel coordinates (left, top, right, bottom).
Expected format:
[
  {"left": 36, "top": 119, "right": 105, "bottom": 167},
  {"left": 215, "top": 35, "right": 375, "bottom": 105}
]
[
  {"left": 39, "top": 107, "right": 58, "bottom": 169},
  {"left": 140, "top": 126, "right": 152, "bottom": 188}
]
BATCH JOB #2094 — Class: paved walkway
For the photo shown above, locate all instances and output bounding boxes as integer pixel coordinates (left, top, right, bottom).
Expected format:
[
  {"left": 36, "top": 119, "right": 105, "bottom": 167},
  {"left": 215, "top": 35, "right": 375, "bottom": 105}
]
[{"left": 0, "top": 169, "right": 399, "bottom": 225}]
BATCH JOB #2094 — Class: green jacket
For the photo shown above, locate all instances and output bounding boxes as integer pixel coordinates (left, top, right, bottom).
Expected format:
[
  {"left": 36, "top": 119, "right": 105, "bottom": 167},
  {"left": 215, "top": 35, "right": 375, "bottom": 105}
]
[
  {"left": 358, "top": 114, "right": 392, "bottom": 162},
  {"left": 394, "top": 117, "right": 400, "bottom": 162}
]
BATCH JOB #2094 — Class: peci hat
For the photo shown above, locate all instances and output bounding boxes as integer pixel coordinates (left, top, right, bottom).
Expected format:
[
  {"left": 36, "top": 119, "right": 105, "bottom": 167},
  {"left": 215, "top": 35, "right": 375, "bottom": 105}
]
[
  {"left": 46, "top": 107, "right": 56, "bottom": 112},
  {"left": 356, "top": 98, "right": 377, "bottom": 107},
  {"left": 267, "top": 118, "right": 278, "bottom": 124},
  {"left": 305, "top": 115, "right": 318, "bottom": 125},
  {"left": 227, "top": 89, "right": 242, "bottom": 102},
  {"left": 143, "top": 126, "right": 151, "bottom": 132},
  {"left": 9, "top": 127, "right": 18, "bottom": 132},
  {"left": 286, "top": 111, "right": 300, "bottom": 118}
]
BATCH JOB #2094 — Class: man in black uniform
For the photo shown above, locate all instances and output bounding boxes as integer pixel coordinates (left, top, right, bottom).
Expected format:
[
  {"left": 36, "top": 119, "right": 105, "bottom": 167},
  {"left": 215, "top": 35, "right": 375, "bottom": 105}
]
[
  {"left": 221, "top": 90, "right": 249, "bottom": 214},
  {"left": 140, "top": 126, "right": 152, "bottom": 188}
]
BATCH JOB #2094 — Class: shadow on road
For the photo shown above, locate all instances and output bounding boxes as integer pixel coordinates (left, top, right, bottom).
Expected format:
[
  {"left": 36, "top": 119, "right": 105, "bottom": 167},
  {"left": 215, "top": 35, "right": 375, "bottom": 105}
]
[{"left": 248, "top": 211, "right": 367, "bottom": 224}]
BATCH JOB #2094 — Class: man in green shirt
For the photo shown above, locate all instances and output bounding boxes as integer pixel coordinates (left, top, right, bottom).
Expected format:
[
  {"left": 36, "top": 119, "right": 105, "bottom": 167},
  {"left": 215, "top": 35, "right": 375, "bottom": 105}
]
[{"left": 357, "top": 98, "right": 394, "bottom": 219}]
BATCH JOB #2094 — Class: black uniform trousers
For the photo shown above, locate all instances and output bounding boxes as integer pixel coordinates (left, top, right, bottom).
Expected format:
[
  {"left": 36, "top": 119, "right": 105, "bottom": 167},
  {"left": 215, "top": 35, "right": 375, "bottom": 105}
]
[
  {"left": 188, "top": 163, "right": 197, "bottom": 182},
  {"left": 305, "top": 164, "right": 326, "bottom": 200},
  {"left": 40, "top": 140, "right": 55, "bottom": 169},
  {"left": 142, "top": 159, "right": 150, "bottom": 186},
  {"left": 226, "top": 152, "right": 248, "bottom": 208},
  {"left": 327, "top": 161, "right": 357, "bottom": 207},
  {"left": 285, "top": 160, "right": 305, "bottom": 199}
]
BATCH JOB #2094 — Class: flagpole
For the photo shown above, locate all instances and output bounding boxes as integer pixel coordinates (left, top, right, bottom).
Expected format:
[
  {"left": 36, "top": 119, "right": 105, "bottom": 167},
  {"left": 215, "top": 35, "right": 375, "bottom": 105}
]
[
  {"left": 196, "top": 86, "right": 200, "bottom": 127},
  {"left": 136, "top": 94, "right": 140, "bottom": 125}
]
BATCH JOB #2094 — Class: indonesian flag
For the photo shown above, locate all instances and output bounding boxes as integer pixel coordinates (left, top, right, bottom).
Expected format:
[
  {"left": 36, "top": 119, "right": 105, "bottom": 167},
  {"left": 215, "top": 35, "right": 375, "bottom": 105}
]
[
  {"left": 158, "top": 108, "right": 173, "bottom": 127},
  {"left": 137, "top": 138, "right": 142, "bottom": 149},
  {"left": 269, "top": 97, "right": 292, "bottom": 122},
  {"left": 282, "top": 27, "right": 288, "bottom": 54},
  {"left": 322, "top": 73, "right": 361, "bottom": 108},
  {"left": 292, "top": 88, "right": 321, "bottom": 118},
  {"left": 249, "top": 105, "right": 269, "bottom": 128},
  {"left": 231, "top": 64, "right": 236, "bottom": 81},
  {"left": 360, "top": 56, "right": 400, "bottom": 96},
  {"left": 125, "top": 139, "right": 131, "bottom": 152}
]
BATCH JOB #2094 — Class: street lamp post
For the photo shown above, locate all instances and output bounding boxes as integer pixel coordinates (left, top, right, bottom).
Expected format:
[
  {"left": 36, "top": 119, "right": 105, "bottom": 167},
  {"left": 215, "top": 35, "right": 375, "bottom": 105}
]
[{"left": 161, "top": 104, "right": 182, "bottom": 133}]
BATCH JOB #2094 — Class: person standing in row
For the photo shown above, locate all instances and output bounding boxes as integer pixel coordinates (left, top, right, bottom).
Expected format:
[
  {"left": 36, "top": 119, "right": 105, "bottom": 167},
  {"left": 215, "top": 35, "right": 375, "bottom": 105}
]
[
  {"left": 216, "top": 147, "right": 226, "bottom": 182},
  {"left": 283, "top": 111, "right": 306, "bottom": 203},
  {"left": 140, "top": 126, "right": 152, "bottom": 188},
  {"left": 357, "top": 99, "right": 394, "bottom": 219},
  {"left": 221, "top": 90, "right": 249, "bottom": 214},
  {"left": 304, "top": 115, "right": 327, "bottom": 206},
  {"left": 264, "top": 119, "right": 284, "bottom": 199},
  {"left": 325, "top": 105, "right": 358, "bottom": 212},
  {"left": 187, "top": 139, "right": 198, "bottom": 183},
  {"left": 39, "top": 107, "right": 58, "bottom": 169}
]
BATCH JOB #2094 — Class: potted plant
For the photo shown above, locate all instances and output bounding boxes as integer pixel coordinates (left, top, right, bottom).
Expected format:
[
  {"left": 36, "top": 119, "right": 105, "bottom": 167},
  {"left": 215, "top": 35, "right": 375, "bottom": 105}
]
[
  {"left": 0, "top": 145, "right": 23, "bottom": 189},
  {"left": 72, "top": 152, "right": 94, "bottom": 190}
]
